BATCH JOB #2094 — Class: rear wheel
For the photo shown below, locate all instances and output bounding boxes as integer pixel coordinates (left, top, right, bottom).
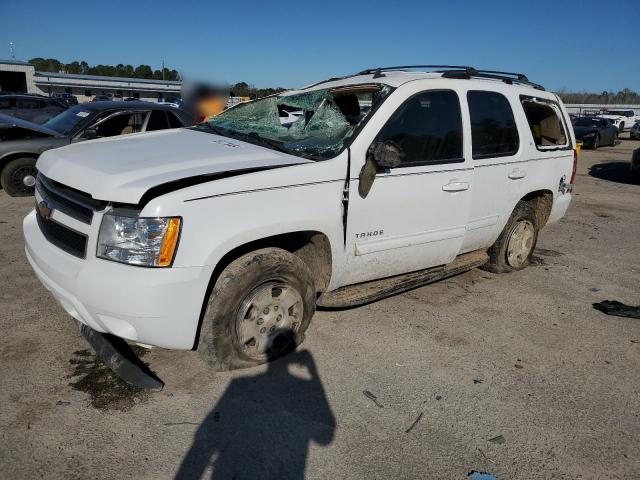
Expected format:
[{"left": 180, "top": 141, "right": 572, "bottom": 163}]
[
  {"left": 482, "top": 201, "right": 539, "bottom": 273},
  {"left": 198, "top": 248, "right": 316, "bottom": 371},
  {"left": 0, "top": 157, "right": 37, "bottom": 197}
]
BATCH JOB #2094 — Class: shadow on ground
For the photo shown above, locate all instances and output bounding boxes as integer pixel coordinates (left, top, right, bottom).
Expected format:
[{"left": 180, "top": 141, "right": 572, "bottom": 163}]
[
  {"left": 175, "top": 349, "right": 335, "bottom": 480},
  {"left": 588, "top": 161, "right": 639, "bottom": 185}
]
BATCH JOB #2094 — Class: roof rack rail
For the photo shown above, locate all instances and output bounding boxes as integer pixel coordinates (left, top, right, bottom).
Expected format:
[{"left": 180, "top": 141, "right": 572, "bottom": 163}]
[
  {"left": 357, "top": 65, "right": 475, "bottom": 78},
  {"left": 357, "top": 65, "right": 545, "bottom": 91}
]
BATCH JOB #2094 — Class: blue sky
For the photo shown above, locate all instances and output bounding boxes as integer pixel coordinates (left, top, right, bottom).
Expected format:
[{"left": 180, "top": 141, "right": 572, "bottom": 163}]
[{"left": 1, "top": 0, "right": 638, "bottom": 92}]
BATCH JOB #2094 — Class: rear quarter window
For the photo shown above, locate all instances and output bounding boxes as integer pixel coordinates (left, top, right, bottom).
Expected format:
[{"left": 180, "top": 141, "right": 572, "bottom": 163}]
[
  {"left": 467, "top": 91, "right": 519, "bottom": 159},
  {"left": 520, "top": 96, "right": 569, "bottom": 150}
]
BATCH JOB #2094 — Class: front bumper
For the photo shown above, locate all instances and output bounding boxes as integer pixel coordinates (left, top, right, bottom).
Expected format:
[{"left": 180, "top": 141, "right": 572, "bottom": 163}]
[{"left": 24, "top": 210, "right": 213, "bottom": 349}]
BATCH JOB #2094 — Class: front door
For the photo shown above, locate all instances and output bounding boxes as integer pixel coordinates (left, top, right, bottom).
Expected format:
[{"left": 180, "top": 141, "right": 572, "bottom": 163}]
[{"left": 342, "top": 88, "right": 473, "bottom": 285}]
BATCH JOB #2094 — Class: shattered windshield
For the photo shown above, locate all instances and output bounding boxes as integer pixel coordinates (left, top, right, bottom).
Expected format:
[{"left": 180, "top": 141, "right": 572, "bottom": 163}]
[{"left": 198, "top": 85, "right": 392, "bottom": 160}]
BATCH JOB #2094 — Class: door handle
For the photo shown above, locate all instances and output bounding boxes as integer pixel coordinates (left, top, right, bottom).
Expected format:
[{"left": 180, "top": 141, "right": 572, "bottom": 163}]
[
  {"left": 508, "top": 169, "right": 526, "bottom": 180},
  {"left": 442, "top": 181, "right": 470, "bottom": 192}
]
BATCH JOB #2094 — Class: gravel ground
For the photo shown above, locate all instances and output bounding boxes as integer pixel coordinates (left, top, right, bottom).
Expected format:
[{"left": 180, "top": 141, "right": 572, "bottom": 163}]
[{"left": 0, "top": 137, "right": 638, "bottom": 479}]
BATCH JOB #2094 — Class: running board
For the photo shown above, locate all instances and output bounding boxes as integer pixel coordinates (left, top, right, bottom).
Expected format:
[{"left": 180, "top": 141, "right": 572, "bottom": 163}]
[
  {"left": 80, "top": 324, "right": 164, "bottom": 391},
  {"left": 317, "top": 249, "right": 488, "bottom": 309}
]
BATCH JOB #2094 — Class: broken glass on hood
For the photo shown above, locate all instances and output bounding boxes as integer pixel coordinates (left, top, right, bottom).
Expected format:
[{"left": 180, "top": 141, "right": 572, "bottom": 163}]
[{"left": 198, "top": 85, "right": 392, "bottom": 160}]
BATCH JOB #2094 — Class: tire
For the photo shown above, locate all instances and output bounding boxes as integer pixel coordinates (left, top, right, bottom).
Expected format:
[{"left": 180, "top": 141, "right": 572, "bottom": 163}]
[
  {"left": 0, "top": 157, "right": 37, "bottom": 197},
  {"left": 198, "top": 247, "right": 316, "bottom": 371},
  {"left": 610, "top": 131, "right": 617, "bottom": 147},
  {"left": 591, "top": 134, "right": 600, "bottom": 150},
  {"left": 619, "top": 122, "right": 625, "bottom": 133},
  {"left": 482, "top": 201, "right": 539, "bottom": 274}
]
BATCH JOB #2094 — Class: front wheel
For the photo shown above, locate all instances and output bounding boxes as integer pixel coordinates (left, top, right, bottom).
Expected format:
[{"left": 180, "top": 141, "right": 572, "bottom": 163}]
[
  {"left": 198, "top": 248, "right": 316, "bottom": 371},
  {"left": 591, "top": 134, "right": 600, "bottom": 150},
  {"left": 482, "top": 201, "right": 539, "bottom": 273},
  {"left": 0, "top": 157, "right": 38, "bottom": 197},
  {"left": 610, "top": 131, "right": 617, "bottom": 147}
]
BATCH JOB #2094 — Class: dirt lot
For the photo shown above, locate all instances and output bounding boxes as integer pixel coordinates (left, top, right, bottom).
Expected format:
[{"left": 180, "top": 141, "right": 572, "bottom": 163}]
[{"left": 1, "top": 138, "right": 639, "bottom": 479}]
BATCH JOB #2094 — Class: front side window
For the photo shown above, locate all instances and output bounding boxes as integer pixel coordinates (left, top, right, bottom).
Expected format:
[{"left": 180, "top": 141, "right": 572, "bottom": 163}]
[
  {"left": 93, "top": 112, "right": 145, "bottom": 137},
  {"left": 201, "top": 84, "right": 393, "bottom": 160},
  {"left": 373, "top": 90, "right": 463, "bottom": 166},
  {"left": 521, "top": 96, "right": 568, "bottom": 149},
  {"left": 468, "top": 91, "right": 519, "bottom": 159}
]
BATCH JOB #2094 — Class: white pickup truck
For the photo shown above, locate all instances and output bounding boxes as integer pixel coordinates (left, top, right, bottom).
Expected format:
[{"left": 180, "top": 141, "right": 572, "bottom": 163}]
[{"left": 24, "top": 66, "right": 576, "bottom": 372}]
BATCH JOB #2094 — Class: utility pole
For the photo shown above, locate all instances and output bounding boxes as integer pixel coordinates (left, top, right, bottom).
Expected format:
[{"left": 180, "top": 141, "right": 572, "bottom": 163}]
[
  {"left": 9, "top": 42, "right": 15, "bottom": 59},
  {"left": 162, "top": 60, "right": 165, "bottom": 80}
]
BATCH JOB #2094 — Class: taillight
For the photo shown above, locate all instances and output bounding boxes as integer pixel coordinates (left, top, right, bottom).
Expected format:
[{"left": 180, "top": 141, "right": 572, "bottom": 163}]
[{"left": 570, "top": 148, "right": 578, "bottom": 186}]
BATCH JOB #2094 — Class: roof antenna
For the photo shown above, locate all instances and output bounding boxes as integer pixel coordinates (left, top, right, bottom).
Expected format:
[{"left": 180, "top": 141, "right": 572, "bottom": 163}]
[{"left": 372, "top": 68, "right": 385, "bottom": 79}]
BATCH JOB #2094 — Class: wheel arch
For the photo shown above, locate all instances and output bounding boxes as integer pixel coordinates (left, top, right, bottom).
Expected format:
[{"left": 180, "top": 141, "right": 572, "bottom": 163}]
[
  {"left": 0, "top": 151, "right": 39, "bottom": 173},
  {"left": 520, "top": 189, "right": 553, "bottom": 228},
  {"left": 192, "top": 230, "right": 333, "bottom": 350}
]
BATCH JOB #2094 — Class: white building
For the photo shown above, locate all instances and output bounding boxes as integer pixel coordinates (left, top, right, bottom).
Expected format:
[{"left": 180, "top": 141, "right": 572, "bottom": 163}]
[{"left": 0, "top": 59, "right": 181, "bottom": 103}]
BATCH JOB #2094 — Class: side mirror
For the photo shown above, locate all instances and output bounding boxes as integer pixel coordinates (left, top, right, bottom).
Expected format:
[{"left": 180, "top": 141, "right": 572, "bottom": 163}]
[
  {"left": 359, "top": 141, "right": 403, "bottom": 198},
  {"left": 368, "top": 141, "right": 403, "bottom": 169},
  {"left": 82, "top": 128, "right": 98, "bottom": 139}
]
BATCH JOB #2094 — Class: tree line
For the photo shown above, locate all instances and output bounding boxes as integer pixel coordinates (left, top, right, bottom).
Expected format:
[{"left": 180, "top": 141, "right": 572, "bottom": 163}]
[
  {"left": 229, "top": 81, "right": 285, "bottom": 99},
  {"left": 556, "top": 88, "right": 640, "bottom": 105},
  {"left": 28, "top": 58, "right": 181, "bottom": 81}
]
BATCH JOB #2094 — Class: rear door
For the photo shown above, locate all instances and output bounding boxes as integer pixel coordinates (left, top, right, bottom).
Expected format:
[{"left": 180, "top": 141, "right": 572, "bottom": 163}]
[
  {"left": 460, "top": 89, "right": 521, "bottom": 252},
  {"left": 343, "top": 86, "right": 473, "bottom": 285}
]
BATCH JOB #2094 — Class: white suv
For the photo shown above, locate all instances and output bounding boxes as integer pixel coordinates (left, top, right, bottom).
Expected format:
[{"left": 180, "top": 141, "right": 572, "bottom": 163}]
[
  {"left": 598, "top": 109, "right": 640, "bottom": 132},
  {"left": 24, "top": 66, "right": 576, "bottom": 371}
]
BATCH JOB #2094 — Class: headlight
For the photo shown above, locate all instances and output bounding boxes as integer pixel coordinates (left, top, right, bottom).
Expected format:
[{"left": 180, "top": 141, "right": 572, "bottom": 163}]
[{"left": 97, "top": 211, "right": 181, "bottom": 267}]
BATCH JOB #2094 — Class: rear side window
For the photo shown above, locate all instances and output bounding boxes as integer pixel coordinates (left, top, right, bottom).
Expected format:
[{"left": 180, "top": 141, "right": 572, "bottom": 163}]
[
  {"left": 166, "top": 112, "right": 183, "bottom": 128},
  {"left": 374, "top": 90, "right": 463, "bottom": 166},
  {"left": 520, "top": 96, "right": 568, "bottom": 149},
  {"left": 146, "top": 110, "right": 169, "bottom": 131},
  {"left": 468, "top": 91, "right": 519, "bottom": 159}
]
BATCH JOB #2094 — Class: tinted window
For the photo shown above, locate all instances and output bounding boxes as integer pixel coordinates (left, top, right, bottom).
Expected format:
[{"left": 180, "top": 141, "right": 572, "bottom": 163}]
[
  {"left": 468, "top": 91, "right": 518, "bottom": 158},
  {"left": 146, "top": 110, "right": 169, "bottom": 131},
  {"left": 374, "top": 90, "right": 463, "bottom": 165},
  {"left": 166, "top": 112, "right": 183, "bottom": 128},
  {"left": 0, "top": 97, "right": 17, "bottom": 109}
]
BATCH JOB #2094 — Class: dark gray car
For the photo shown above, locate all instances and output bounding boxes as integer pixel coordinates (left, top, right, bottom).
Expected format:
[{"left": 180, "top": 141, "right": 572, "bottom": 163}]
[
  {"left": 0, "top": 101, "right": 193, "bottom": 196},
  {"left": 0, "top": 94, "right": 67, "bottom": 124}
]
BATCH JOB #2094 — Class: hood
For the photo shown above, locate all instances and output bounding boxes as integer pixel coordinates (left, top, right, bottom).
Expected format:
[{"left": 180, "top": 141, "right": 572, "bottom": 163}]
[
  {"left": 36, "top": 128, "right": 312, "bottom": 204},
  {"left": 0, "top": 113, "right": 59, "bottom": 137}
]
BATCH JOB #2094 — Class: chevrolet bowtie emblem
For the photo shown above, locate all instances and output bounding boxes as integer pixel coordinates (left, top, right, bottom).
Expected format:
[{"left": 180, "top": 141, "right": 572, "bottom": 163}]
[{"left": 37, "top": 200, "right": 53, "bottom": 220}]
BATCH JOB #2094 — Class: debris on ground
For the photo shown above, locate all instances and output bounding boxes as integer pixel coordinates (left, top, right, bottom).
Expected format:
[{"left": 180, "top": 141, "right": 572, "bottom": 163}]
[
  {"left": 55, "top": 400, "right": 70, "bottom": 406},
  {"left": 404, "top": 412, "right": 423, "bottom": 433},
  {"left": 468, "top": 471, "right": 499, "bottom": 480},
  {"left": 435, "top": 395, "right": 442, "bottom": 401},
  {"left": 473, "top": 379, "right": 483, "bottom": 384},
  {"left": 488, "top": 435, "right": 506, "bottom": 445},
  {"left": 363, "top": 390, "right": 384, "bottom": 408},
  {"left": 68, "top": 348, "right": 148, "bottom": 411},
  {"left": 593, "top": 300, "right": 640, "bottom": 319}
]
